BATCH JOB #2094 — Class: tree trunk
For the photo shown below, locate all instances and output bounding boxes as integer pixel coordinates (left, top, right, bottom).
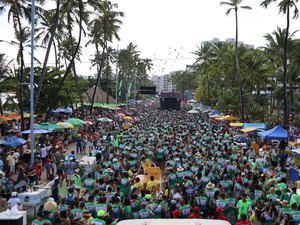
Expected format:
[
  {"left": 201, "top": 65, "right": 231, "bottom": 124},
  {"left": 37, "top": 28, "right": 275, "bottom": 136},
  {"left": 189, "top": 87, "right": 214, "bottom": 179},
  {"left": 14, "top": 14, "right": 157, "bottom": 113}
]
[
  {"left": 36, "top": 0, "right": 61, "bottom": 106},
  {"left": 17, "top": 15, "right": 25, "bottom": 131},
  {"left": 45, "top": 0, "right": 84, "bottom": 121},
  {"left": 283, "top": 7, "right": 290, "bottom": 128},
  {"left": 235, "top": 9, "right": 245, "bottom": 122}
]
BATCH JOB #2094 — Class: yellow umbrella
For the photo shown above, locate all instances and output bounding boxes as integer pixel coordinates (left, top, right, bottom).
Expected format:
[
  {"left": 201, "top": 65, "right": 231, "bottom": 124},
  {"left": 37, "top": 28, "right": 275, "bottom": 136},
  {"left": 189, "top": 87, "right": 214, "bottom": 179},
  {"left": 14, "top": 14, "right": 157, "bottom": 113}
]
[
  {"left": 241, "top": 127, "right": 260, "bottom": 133},
  {"left": 23, "top": 113, "right": 37, "bottom": 118},
  {"left": 122, "top": 123, "right": 132, "bottom": 129},
  {"left": 218, "top": 115, "right": 240, "bottom": 121},
  {"left": 123, "top": 116, "right": 133, "bottom": 121},
  {"left": 57, "top": 122, "right": 74, "bottom": 129},
  {"left": 229, "top": 122, "right": 244, "bottom": 127}
]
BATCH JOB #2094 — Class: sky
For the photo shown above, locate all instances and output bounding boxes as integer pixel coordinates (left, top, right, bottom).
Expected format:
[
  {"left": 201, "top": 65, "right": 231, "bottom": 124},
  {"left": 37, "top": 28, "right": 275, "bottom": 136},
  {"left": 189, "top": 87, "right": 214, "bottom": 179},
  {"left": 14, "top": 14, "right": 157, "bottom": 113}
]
[{"left": 0, "top": 0, "right": 300, "bottom": 77}]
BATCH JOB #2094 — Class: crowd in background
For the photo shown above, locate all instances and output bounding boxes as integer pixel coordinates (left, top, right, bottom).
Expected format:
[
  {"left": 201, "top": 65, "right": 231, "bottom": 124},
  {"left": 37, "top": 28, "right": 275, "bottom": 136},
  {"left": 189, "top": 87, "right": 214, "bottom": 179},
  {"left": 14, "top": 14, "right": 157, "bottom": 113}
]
[{"left": 0, "top": 101, "right": 299, "bottom": 225}]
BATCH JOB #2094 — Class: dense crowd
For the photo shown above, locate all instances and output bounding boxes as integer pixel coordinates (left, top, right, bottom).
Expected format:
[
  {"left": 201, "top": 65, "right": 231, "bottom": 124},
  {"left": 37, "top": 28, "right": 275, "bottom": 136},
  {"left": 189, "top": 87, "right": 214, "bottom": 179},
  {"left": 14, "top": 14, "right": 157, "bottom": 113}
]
[{"left": 0, "top": 101, "right": 298, "bottom": 225}]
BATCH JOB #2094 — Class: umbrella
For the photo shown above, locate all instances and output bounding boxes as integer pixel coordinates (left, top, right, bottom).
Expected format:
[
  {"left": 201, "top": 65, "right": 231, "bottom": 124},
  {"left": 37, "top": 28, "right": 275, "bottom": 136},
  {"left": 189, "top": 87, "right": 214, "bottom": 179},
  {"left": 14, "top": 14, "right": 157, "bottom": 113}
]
[
  {"left": 21, "top": 128, "right": 51, "bottom": 134},
  {"left": 241, "top": 127, "right": 263, "bottom": 133},
  {"left": 57, "top": 122, "right": 75, "bottom": 129},
  {"left": 217, "top": 115, "right": 240, "bottom": 121},
  {"left": 65, "top": 118, "right": 84, "bottom": 126},
  {"left": 2, "top": 136, "right": 27, "bottom": 147},
  {"left": 229, "top": 123, "right": 244, "bottom": 127},
  {"left": 97, "top": 117, "right": 113, "bottom": 123},
  {"left": 187, "top": 109, "right": 199, "bottom": 114},
  {"left": 233, "top": 134, "right": 249, "bottom": 143},
  {"left": 209, "top": 114, "right": 222, "bottom": 118},
  {"left": 123, "top": 116, "right": 133, "bottom": 121},
  {"left": 84, "top": 121, "right": 93, "bottom": 125},
  {"left": 118, "top": 113, "right": 125, "bottom": 118},
  {"left": 35, "top": 122, "right": 62, "bottom": 130}
]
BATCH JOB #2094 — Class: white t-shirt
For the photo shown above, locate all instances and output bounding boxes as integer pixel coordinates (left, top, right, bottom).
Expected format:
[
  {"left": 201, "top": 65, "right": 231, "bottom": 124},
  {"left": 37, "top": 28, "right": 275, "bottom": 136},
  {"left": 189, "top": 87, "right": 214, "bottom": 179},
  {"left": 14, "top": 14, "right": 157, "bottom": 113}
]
[
  {"left": 8, "top": 197, "right": 20, "bottom": 208},
  {"left": 40, "top": 147, "right": 47, "bottom": 158}
]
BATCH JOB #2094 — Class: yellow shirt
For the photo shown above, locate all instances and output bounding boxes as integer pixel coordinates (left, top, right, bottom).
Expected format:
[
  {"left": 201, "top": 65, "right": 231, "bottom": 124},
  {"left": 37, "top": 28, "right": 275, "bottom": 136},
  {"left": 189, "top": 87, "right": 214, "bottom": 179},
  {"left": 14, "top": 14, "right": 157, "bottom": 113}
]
[
  {"left": 79, "top": 216, "right": 93, "bottom": 225},
  {"left": 141, "top": 159, "right": 152, "bottom": 174},
  {"left": 146, "top": 180, "right": 158, "bottom": 191}
]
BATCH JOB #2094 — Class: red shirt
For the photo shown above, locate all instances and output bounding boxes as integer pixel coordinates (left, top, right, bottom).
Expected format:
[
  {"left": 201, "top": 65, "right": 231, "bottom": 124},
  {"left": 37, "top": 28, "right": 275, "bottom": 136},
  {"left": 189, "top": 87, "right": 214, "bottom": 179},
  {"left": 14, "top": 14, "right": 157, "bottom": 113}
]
[
  {"left": 188, "top": 213, "right": 203, "bottom": 219},
  {"left": 236, "top": 221, "right": 252, "bottom": 225},
  {"left": 211, "top": 215, "right": 227, "bottom": 221}
]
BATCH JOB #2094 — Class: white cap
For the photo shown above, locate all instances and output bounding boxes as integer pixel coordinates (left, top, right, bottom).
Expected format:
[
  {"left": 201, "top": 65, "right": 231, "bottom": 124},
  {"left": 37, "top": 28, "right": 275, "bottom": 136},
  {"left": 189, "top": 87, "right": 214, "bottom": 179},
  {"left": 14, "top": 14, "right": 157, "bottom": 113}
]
[
  {"left": 11, "top": 192, "right": 17, "bottom": 197},
  {"left": 47, "top": 197, "right": 55, "bottom": 202}
]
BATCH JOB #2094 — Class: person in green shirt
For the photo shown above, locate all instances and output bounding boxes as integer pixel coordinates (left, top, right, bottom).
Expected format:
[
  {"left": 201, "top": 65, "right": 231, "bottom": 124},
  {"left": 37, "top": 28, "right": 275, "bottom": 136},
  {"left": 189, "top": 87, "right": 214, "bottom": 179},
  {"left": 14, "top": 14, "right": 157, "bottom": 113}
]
[
  {"left": 138, "top": 202, "right": 154, "bottom": 219},
  {"left": 74, "top": 169, "right": 81, "bottom": 193},
  {"left": 90, "top": 210, "right": 106, "bottom": 225},
  {"left": 84, "top": 174, "right": 95, "bottom": 194},
  {"left": 236, "top": 193, "right": 252, "bottom": 220},
  {"left": 71, "top": 201, "right": 85, "bottom": 222},
  {"left": 94, "top": 197, "right": 107, "bottom": 216},
  {"left": 120, "top": 172, "right": 131, "bottom": 197},
  {"left": 122, "top": 198, "right": 132, "bottom": 219},
  {"left": 31, "top": 212, "right": 45, "bottom": 225},
  {"left": 178, "top": 198, "right": 191, "bottom": 218},
  {"left": 147, "top": 199, "right": 162, "bottom": 218},
  {"left": 85, "top": 195, "right": 96, "bottom": 215}
]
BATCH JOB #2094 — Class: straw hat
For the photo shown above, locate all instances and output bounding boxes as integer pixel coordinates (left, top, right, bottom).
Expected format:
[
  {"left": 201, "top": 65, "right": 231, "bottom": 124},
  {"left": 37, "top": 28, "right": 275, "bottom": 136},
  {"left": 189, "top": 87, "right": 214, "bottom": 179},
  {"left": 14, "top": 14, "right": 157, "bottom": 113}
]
[
  {"left": 44, "top": 201, "right": 57, "bottom": 211},
  {"left": 24, "top": 149, "right": 31, "bottom": 154},
  {"left": 281, "top": 200, "right": 289, "bottom": 207},
  {"left": 106, "top": 168, "right": 114, "bottom": 173},
  {"left": 177, "top": 166, "right": 184, "bottom": 172},
  {"left": 205, "top": 182, "right": 215, "bottom": 190},
  {"left": 195, "top": 152, "right": 202, "bottom": 158}
]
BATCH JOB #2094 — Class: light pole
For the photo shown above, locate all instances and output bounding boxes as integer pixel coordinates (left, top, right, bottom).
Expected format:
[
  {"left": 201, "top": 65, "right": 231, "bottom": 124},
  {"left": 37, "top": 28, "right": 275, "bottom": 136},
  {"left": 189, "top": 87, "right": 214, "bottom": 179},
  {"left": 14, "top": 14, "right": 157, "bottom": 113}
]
[{"left": 30, "top": 0, "right": 36, "bottom": 164}]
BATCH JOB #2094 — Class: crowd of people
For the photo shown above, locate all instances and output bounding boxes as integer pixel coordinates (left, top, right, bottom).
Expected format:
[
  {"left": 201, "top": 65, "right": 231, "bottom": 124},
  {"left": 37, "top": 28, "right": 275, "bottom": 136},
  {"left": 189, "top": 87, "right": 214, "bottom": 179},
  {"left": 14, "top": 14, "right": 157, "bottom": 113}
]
[{"left": 0, "top": 100, "right": 298, "bottom": 225}]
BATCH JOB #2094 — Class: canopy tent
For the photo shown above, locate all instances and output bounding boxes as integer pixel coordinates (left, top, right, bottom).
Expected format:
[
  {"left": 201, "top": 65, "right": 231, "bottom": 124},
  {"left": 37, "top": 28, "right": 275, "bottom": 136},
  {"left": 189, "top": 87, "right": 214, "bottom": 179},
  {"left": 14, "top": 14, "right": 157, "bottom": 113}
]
[
  {"left": 52, "top": 107, "right": 73, "bottom": 114},
  {"left": 83, "top": 86, "right": 116, "bottom": 104},
  {"left": 241, "top": 123, "right": 266, "bottom": 130},
  {"left": 257, "top": 125, "right": 288, "bottom": 140},
  {"left": 241, "top": 127, "right": 263, "bottom": 133},
  {"left": 209, "top": 110, "right": 221, "bottom": 116}
]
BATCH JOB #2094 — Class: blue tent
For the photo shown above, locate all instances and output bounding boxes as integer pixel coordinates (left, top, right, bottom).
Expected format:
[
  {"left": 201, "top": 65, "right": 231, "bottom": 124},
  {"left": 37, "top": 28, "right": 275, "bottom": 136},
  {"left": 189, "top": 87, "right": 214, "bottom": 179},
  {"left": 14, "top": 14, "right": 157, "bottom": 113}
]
[
  {"left": 257, "top": 125, "right": 288, "bottom": 140},
  {"left": 209, "top": 110, "right": 221, "bottom": 116},
  {"left": 242, "top": 123, "right": 266, "bottom": 130}
]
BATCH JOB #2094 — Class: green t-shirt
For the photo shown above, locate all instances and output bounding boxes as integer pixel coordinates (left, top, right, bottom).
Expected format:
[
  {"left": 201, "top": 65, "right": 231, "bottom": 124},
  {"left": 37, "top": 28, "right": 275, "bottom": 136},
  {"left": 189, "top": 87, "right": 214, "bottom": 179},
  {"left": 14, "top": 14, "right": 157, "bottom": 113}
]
[
  {"left": 179, "top": 204, "right": 191, "bottom": 218},
  {"left": 90, "top": 218, "right": 106, "bottom": 225},
  {"left": 31, "top": 220, "right": 43, "bottom": 225}
]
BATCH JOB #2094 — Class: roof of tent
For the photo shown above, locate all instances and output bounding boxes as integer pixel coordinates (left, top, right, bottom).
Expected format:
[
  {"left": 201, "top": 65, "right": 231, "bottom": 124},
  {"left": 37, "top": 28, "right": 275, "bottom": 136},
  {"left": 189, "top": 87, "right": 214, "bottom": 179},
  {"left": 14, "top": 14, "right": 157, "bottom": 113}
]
[
  {"left": 257, "top": 125, "right": 288, "bottom": 140},
  {"left": 242, "top": 123, "right": 266, "bottom": 130}
]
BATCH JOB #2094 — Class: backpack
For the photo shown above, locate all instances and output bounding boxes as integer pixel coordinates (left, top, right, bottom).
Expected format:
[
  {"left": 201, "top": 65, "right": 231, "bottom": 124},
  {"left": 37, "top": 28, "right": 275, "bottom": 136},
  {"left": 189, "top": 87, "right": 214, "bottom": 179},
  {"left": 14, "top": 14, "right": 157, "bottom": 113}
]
[{"left": 66, "top": 193, "right": 75, "bottom": 205}]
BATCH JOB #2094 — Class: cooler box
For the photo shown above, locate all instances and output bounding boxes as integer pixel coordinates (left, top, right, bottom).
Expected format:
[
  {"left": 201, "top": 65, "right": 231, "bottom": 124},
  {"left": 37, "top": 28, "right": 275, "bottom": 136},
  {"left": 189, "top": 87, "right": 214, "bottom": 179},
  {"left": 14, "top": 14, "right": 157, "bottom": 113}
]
[
  {"left": 18, "top": 190, "right": 42, "bottom": 205},
  {"left": 79, "top": 156, "right": 96, "bottom": 174},
  {"left": 38, "top": 186, "right": 52, "bottom": 199}
]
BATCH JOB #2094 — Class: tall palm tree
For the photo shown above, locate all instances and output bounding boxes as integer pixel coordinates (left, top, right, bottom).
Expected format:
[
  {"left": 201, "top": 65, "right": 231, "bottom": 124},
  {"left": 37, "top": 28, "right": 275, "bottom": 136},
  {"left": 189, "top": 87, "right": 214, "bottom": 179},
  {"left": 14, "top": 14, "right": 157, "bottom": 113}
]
[
  {"left": 220, "top": 0, "right": 251, "bottom": 122},
  {"left": 87, "top": 0, "right": 123, "bottom": 113},
  {"left": 260, "top": 0, "right": 299, "bottom": 126}
]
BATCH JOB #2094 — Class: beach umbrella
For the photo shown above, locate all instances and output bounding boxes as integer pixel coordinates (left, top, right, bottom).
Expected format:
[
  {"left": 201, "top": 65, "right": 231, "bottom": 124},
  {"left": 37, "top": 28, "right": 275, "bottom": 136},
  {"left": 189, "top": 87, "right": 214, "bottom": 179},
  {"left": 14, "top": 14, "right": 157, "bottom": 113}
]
[
  {"left": 118, "top": 113, "right": 125, "bottom": 118},
  {"left": 2, "top": 136, "right": 27, "bottom": 147},
  {"left": 57, "top": 122, "right": 75, "bottom": 129},
  {"left": 233, "top": 134, "right": 249, "bottom": 143},
  {"left": 97, "top": 117, "right": 113, "bottom": 122},
  {"left": 84, "top": 121, "right": 93, "bottom": 125},
  {"left": 21, "top": 128, "right": 51, "bottom": 134},
  {"left": 65, "top": 118, "right": 84, "bottom": 126},
  {"left": 123, "top": 116, "right": 133, "bottom": 121},
  {"left": 35, "top": 122, "right": 62, "bottom": 130},
  {"left": 187, "top": 109, "right": 199, "bottom": 114}
]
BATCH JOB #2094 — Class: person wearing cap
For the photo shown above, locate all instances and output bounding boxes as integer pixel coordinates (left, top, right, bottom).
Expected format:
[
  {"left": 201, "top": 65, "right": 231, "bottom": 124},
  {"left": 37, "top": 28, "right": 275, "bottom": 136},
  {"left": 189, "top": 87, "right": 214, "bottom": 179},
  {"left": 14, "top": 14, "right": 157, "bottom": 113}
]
[
  {"left": 90, "top": 210, "right": 106, "bottom": 225},
  {"left": 7, "top": 192, "right": 20, "bottom": 209},
  {"left": 236, "top": 193, "right": 252, "bottom": 220},
  {"left": 210, "top": 207, "right": 227, "bottom": 220},
  {"left": 79, "top": 210, "right": 93, "bottom": 225},
  {"left": 277, "top": 200, "right": 292, "bottom": 224},
  {"left": 176, "top": 166, "right": 185, "bottom": 185},
  {"left": 205, "top": 182, "right": 216, "bottom": 200},
  {"left": 188, "top": 206, "right": 203, "bottom": 219}
]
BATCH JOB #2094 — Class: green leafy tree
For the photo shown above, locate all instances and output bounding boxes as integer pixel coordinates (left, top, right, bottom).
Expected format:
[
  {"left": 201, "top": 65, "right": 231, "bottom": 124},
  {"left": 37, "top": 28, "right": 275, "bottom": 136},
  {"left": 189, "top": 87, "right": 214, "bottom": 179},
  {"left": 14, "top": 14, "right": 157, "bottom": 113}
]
[
  {"left": 220, "top": 0, "right": 252, "bottom": 122},
  {"left": 261, "top": 0, "right": 299, "bottom": 126}
]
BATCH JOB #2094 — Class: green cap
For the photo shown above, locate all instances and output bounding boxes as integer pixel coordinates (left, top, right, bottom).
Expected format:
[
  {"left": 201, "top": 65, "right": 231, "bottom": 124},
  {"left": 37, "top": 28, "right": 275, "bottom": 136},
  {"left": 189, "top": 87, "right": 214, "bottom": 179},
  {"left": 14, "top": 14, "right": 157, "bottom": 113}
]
[{"left": 97, "top": 210, "right": 105, "bottom": 217}]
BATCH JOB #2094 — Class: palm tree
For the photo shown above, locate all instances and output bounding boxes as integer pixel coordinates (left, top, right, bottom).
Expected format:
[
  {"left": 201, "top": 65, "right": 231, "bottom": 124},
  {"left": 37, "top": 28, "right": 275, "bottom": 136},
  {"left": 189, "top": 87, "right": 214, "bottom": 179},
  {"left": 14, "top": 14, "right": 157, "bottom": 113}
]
[
  {"left": 220, "top": 0, "right": 252, "bottom": 122},
  {"left": 192, "top": 42, "right": 214, "bottom": 106},
  {"left": 0, "top": 0, "right": 44, "bottom": 130},
  {"left": 0, "top": 53, "right": 13, "bottom": 115},
  {"left": 87, "top": 0, "right": 123, "bottom": 113},
  {"left": 261, "top": 0, "right": 299, "bottom": 126}
]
